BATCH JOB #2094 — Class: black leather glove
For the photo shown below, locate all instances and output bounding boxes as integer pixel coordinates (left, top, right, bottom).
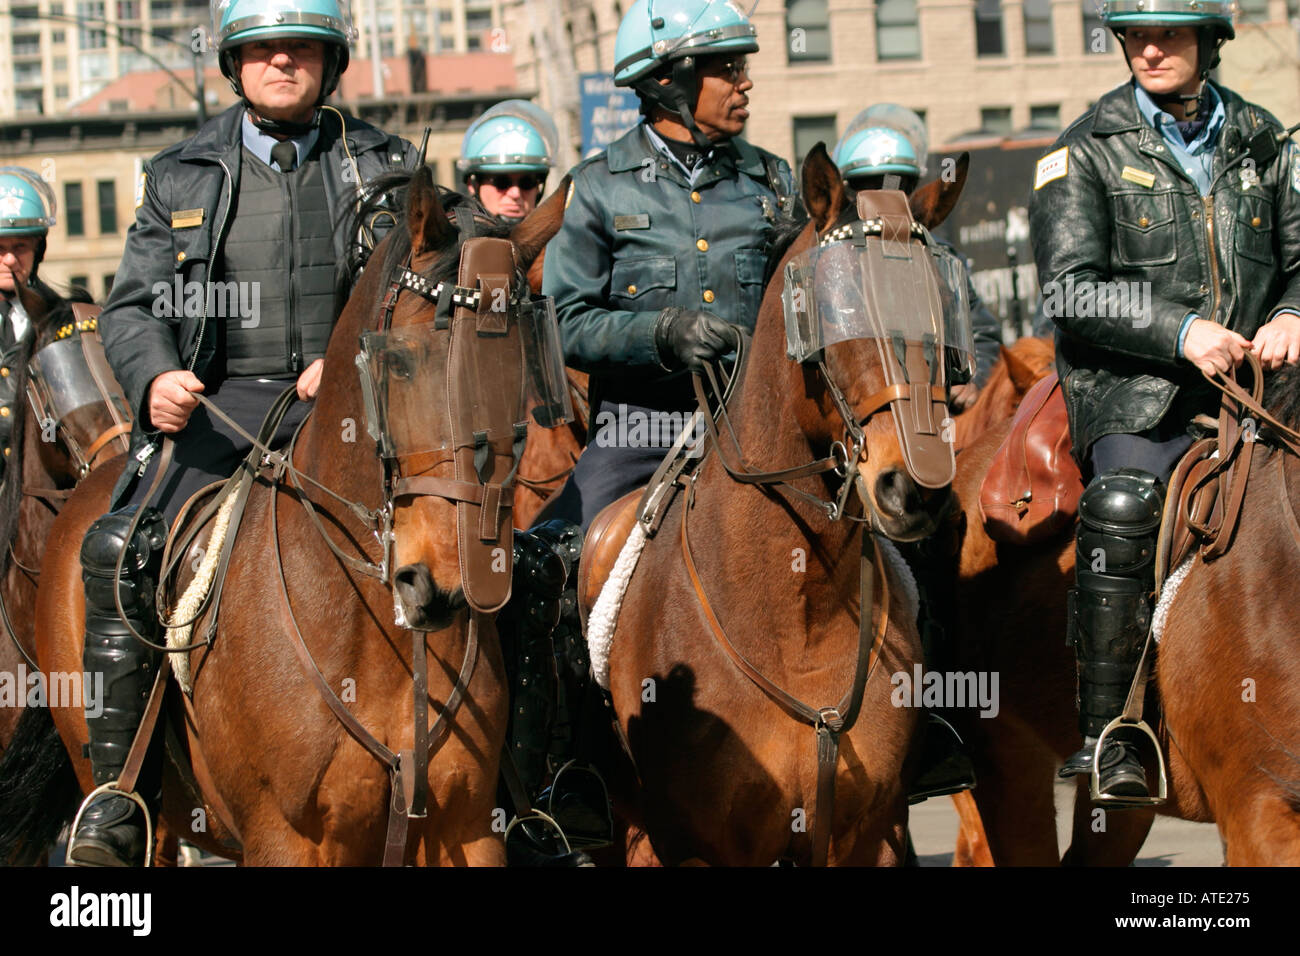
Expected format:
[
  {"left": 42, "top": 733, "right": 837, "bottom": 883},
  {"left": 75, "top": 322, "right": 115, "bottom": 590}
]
[{"left": 653, "top": 307, "right": 741, "bottom": 371}]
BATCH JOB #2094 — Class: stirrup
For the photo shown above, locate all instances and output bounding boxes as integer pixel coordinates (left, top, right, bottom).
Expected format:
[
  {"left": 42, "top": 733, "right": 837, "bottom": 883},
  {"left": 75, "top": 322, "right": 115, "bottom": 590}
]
[
  {"left": 543, "top": 759, "right": 615, "bottom": 849},
  {"left": 1089, "top": 716, "right": 1167, "bottom": 807},
  {"left": 66, "top": 781, "right": 155, "bottom": 868}
]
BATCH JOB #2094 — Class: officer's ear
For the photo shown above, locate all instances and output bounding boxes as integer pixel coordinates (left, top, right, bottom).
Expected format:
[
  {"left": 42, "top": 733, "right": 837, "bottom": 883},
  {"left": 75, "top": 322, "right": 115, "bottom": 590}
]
[
  {"left": 407, "top": 165, "right": 457, "bottom": 255},
  {"left": 801, "top": 142, "right": 848, "bottom": 233},
  {"left": 511, "top": 173, "right": 570, "bottom": 279}
]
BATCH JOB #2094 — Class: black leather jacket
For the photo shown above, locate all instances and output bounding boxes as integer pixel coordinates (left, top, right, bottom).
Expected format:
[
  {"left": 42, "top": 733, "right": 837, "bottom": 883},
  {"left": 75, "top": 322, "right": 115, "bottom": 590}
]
[
  {"left": 1030, "top": 81, "right": 1300, "bottom": 457},
  {"left": 101, "top": 104, "right": 416, "bottom": 443}
]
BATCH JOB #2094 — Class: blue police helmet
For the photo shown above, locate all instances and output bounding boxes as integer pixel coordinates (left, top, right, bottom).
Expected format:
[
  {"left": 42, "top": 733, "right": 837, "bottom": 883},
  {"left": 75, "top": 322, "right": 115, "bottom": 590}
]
[
  {"left": 0, "top": 167, "right": 56, "bottom": 236},
  {"left": 212, "top": 0, "right": 353, "bottom": 97},
  {"left": 1101, "top": 0, "right": 1234, "bottom": 39},
  {"left": 458, "top": 100, "right": 557, "bottom": 176},
  {"left": 613, "top": 0, "right": 759, "bottom": 86}
]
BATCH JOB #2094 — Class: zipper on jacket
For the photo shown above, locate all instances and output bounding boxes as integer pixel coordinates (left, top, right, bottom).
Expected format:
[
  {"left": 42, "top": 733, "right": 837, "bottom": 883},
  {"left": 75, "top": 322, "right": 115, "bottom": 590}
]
[
  {"left": 1202, "top": 195, "right": 1222, "bottom": 323},
  {"left": 189, "top": 157, "right": 234, "bottom": 373},
  {"left": 283, "top": 173, "right": 302, "bottom": 373}
]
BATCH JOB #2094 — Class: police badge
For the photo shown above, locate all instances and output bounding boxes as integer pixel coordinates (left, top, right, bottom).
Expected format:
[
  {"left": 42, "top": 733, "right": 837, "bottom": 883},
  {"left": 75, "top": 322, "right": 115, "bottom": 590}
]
[{"left": 1240, "top": 163, "right": 1259, "bottom": 191}]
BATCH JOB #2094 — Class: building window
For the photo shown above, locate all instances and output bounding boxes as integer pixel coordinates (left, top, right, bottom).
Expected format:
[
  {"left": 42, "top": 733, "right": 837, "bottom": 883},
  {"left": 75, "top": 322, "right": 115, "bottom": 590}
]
[
  {"left": 65, "top": 182, "right": 84, "bottom": 237},
  {"left": 876, "top": 0, "right": 920, "bottom": 60},
  {"left": 117, "top": 0, "right": 138, "bottom": 19},
  {"left": 97, "top": 180, "right": 117, "bottom": 234},
  {"left": 55, "top": 84, "right": 69, "bottom": 99},
  {"left": 975, "top": 0, "right": 1003, "bottom": 56},
  {"left": 1030, "top": 104, "right": 1060, "bottom": 128},
  {"left": 10, "top": 5, "right": 39, "bottom": 20},
  {"left": 103, "top": 273, "right": 116, "bottom": 296},
  {"left": 792, "top": 115, "right": 838, "bottom": 175},
  {"left": 149, "top": 0, "right": 173, "bottom": 17},
  {"left": 49, "top": 1, "right": 64, "bottom": 13},
  {"left": 70, "top": 276, "right": 89, "bottom": 294},
  {"left": 12, "top": 34, "right": 42, "bottom": 55},
  {"left": 786, "top": 0, "right": 830, "bottom": 63},
  {"left": 981, "top": 107, "right": 1012, "bottom": 135},
  {"left": 51, "top": 30, "right": 66, "bottom": 44},
  {"left": 15, "top": 91, "right": 44, "bottom": 113},
  {"left": 1023, "top": 0, "right": 1053, "bottom": 55}
]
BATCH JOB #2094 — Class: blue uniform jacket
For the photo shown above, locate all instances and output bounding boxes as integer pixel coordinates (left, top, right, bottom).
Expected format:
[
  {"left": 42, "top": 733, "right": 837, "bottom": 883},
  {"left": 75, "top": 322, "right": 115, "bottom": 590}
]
[{"left": 543, "top": 123, "right": 795, "bottom": 410}]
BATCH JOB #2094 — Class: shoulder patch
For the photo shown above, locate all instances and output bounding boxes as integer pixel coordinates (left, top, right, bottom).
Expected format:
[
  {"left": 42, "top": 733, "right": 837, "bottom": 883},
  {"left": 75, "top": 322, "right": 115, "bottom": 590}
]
[
  {"left": 1035, "top": 147, "right": 1069, "bottom": 190},
  {"left": 134, "top": 171, "right": 146, "bottom": 209},
  {"left": 565, "top": 179, "right": 575, "bottom": 210}
]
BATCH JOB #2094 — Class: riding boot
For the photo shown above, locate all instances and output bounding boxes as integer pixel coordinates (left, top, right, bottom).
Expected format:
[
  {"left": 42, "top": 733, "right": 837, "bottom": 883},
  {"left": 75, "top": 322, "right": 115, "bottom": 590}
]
[
  {"left": 1058, "top": 469, "right": 1161, "bottom": 800},
  {"left": 498, "top": 520, "right": 611, "bottom": 862},
  {"left": 900, "top": 522, "right": 977, "bottom": 804},
  {"left": 68, "top": 506, "right": 167, "bottom": 867}
]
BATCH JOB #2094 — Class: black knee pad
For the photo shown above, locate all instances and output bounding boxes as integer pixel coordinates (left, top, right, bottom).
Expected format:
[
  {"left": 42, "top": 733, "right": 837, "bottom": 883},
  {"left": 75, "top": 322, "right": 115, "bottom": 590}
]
[{"left": 1075, "top": 468, "right": 1163, "bottom": 594}]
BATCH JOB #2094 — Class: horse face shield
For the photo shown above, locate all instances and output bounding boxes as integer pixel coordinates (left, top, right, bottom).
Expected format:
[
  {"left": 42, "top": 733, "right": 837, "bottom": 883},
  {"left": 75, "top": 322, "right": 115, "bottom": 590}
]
[
  {"left": 356, "top": 236, "right": 573, "bottom": 620},
  {"left": 27, "top": 324, "right": 133, "bottom": 478},
  {"left": 781, "top": 200, "right": 973, "bottom": 492}
]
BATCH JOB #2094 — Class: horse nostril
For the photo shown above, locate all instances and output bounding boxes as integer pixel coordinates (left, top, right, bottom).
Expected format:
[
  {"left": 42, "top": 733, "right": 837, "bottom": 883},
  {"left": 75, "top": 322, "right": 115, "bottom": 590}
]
[
  {"left": 874, "top": 469, "right": 922, "bottom": 518},
  {"left": 394, "top": 563, "right": 435, "bottom": 610}
]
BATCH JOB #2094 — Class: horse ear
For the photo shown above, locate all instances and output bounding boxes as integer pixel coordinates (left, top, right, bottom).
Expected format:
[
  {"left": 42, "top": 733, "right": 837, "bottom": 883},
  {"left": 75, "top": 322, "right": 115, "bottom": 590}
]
[
  {"left": 801, "top": 142, "right": 847, "bottom": 233},
  {"left": 909, "top": 152, "right": 969, "bottom": 231},
  {"left": 407, "top": 165, "right": 456, "bottom": 255},
  {"left": 511, "top": 173, "right": 570, "bottom": 272},
  {"left": 1003, "top": 342, "right": 1041, "bottom": 394}
]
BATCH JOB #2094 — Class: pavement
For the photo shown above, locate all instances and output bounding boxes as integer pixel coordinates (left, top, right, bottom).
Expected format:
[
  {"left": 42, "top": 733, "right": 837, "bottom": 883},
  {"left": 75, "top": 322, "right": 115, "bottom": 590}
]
[{"left": 909, "top": 778, "right": 1225, "bottom": 866}]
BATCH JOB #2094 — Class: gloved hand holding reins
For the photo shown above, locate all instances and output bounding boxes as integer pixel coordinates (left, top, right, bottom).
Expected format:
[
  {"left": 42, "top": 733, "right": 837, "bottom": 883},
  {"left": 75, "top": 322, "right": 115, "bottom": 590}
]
[{"left": 654, "top": 307, "right": 742, "bottom": 372}]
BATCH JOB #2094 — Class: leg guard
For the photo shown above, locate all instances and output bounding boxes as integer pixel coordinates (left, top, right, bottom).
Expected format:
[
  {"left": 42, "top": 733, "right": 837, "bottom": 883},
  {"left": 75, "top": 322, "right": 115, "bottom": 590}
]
[
  {"left": 1060, "top": 469, "right": 1161, "bottom": 796},
  {"left": 70, "top": 506, "right": 166, "bottom": 867}
]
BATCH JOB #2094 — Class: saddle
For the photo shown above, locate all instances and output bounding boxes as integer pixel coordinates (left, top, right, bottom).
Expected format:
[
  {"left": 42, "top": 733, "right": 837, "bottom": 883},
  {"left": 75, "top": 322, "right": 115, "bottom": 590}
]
[{"left": 979, "top": 372, "right": 1084, "bottom": 546}]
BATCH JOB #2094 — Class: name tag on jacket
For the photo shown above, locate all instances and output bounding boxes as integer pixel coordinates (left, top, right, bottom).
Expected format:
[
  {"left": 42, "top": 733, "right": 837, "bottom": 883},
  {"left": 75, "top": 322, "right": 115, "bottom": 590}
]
[{"left": 614, "top": 214, "right": 650, "bottom": 231}]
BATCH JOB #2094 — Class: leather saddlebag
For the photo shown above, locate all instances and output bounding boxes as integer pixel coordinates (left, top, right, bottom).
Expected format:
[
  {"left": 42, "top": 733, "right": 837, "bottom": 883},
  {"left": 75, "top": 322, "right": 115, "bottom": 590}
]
[{"left": 978, "top": 372, "right": 1084, "bottom": 546}]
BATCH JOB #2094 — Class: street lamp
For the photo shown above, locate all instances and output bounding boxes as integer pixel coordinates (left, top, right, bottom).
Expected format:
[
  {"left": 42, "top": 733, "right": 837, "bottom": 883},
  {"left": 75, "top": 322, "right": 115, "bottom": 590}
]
[{"left": 8, "top": 9, "right": 209, "bottom": 125}]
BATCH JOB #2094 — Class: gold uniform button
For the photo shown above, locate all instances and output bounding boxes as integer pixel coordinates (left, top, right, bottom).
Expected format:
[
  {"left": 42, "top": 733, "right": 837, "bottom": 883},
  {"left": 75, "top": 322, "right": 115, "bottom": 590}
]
[
  {"left": 0, "top": 367, "right": 8, "bottom": 377},
  {"left": 626, "top": 284, "right": 637, "bottom": 295},
  {"left": 691, "top": 191, "right": 701, "bottom": 203},
  {"left": 1137, "top": 216, "right": 1150, "bottom": 228},
  {"left": 702, "top": 289, "right": 715, "bottom": 304},
  {"left": 177, "top": 251, "right": 186, "bottom": 262},
  {"left": 1252, "top": 216, "right": 1262, "bottom": 227},
  {"left": 0, "top": 407, "right": 9, "bottom": 418},
  {"left": 3, "top": 447, "right": 8, "bottom": 457},
  {"left": 696, "top": 238, "right": 708, "bottom": 252}
]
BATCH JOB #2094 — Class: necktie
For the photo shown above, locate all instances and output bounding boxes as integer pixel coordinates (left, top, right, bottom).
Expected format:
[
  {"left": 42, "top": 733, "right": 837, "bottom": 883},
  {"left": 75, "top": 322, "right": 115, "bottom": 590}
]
[
  {"left": 0, "top": 299, "right": 13, "bottom": 352},
  {"left": 271, "top": 141, "right": 297, "bottom": 173}
]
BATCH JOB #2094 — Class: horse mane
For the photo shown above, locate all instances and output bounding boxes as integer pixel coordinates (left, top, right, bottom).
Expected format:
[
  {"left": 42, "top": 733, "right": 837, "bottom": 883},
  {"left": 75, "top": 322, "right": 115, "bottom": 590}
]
[
  {"left": 340, "top": 168, "right": 511, "bottom": 291},
  {"left": 0, "top": 284, "right": 92, "bottom": 581},
  {"left": 1263, "top": 360, "right": 1300, "bottom": 433}
]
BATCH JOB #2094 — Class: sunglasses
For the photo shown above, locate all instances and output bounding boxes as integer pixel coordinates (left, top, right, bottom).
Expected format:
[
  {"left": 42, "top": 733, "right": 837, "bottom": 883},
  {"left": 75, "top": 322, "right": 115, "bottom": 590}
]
[
  {"left": 484, "top": 174, "right": 542, "bottom": 192},
  {"left": 701, "top": 56, "right": 750, "bottom": 84}
]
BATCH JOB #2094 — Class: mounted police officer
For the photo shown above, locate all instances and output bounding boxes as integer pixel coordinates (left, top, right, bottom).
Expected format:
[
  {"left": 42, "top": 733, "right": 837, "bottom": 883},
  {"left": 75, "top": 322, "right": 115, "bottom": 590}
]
[
  {"left": 0, "top": 168, "right": 62, "bottom": 480},
  {"left": 499, "top": 0, "right": 795, "bottom": 851},
  {"left": 1030, "top": 0, "right": 1300, "bottom": 799},
  {"left": 68, "top": 0, "right": 417, "bottom": 866},
  {"left": 459, "top": 100, "right": 557, "bottom": 224},
  {"left": 833, "top": 105, "right": 1002, "bottom": 410}
]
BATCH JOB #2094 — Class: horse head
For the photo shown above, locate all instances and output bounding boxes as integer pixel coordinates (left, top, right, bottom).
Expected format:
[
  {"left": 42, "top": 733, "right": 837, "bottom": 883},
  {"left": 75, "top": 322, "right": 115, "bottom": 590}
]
[
  {"left": 350, "top": 167, "right": 568, "bottom": 630},
  {"left": 784, "top": 144, "right": 970, "bottom": 541}
]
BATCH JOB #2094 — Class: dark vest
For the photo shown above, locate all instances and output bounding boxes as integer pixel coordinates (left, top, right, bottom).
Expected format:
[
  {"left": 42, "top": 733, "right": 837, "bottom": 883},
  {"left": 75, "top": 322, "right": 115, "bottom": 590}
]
[{"left": 220, "top": 146, "right": 337, "bottom": 379}]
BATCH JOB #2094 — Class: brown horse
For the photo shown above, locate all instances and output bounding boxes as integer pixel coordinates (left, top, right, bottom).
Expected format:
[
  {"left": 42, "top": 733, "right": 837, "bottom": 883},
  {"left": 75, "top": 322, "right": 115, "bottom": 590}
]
[
  {"left": 602, "top": 145, "right": 969, "bottom": 866},
  {"left": 951, "top": 336, "right": 1055, "bottom": 453},
  {"left": 4, "top": 169, "right": 566, "bottom": 865},
  {"left": 0, "top": 290, "right": 134, "bottom": 863},
  {"left": 949, "top": 358, "right": 1300, "bottom": 865}
]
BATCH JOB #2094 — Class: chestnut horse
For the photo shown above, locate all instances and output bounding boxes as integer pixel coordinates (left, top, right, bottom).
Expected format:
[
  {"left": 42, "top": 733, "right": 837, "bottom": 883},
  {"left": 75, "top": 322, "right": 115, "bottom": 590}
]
[
  {"left": 949, "top": 359, "right": 1300, "bottom": 865},
  {"left": 0, "top": 291, "right": 132, "bottom": 863},
  {"left": 0, "top": 169, "right": 566, "bottom": 865},
  {"left": 951, "top": 337, "right": 1055, "bottom": 453},
  {"left": 604, "top": 145, "right": 969, "bottom": 866}
]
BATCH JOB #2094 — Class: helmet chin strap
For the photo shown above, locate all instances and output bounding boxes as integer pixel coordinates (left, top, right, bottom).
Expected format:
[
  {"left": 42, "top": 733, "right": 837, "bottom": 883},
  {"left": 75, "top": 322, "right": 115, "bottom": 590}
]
[
  {"left": 636, "top": 56, "right": 716, "bottom": 154},
  {"left": 247, "top": 106, "right": 322, "bottom": 137}
]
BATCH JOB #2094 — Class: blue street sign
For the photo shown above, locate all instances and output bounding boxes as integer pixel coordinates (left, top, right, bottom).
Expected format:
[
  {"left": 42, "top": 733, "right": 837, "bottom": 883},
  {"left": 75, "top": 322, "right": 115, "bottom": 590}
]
[{"left": 579, "top": 73, "right": 640, "bottom": 158}]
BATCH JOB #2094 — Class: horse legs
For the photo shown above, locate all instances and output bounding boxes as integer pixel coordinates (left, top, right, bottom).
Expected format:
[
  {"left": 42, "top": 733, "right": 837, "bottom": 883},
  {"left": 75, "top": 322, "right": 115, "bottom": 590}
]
[
  {"left": 965, "top": 722, "right": 1062, "bottom": 865},
  {"left": 1060, "top": 777, "right": 1154, "bottom": 866},
  {"left": 1220, "top": 797, "right": 1300, "bottom": 866}
]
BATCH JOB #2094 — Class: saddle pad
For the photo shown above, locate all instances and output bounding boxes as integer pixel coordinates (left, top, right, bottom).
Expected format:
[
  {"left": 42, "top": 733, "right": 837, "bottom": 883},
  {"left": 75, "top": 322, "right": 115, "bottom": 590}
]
[
  {"left": 166, "top": 492, "right": 238, "bottom": 694},
  {"left": 979, "top": 372, "right": 1084, "bottom": 546},
  {"left": 1152, "top": 556, "right": 1194, "bottom": 644}
]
